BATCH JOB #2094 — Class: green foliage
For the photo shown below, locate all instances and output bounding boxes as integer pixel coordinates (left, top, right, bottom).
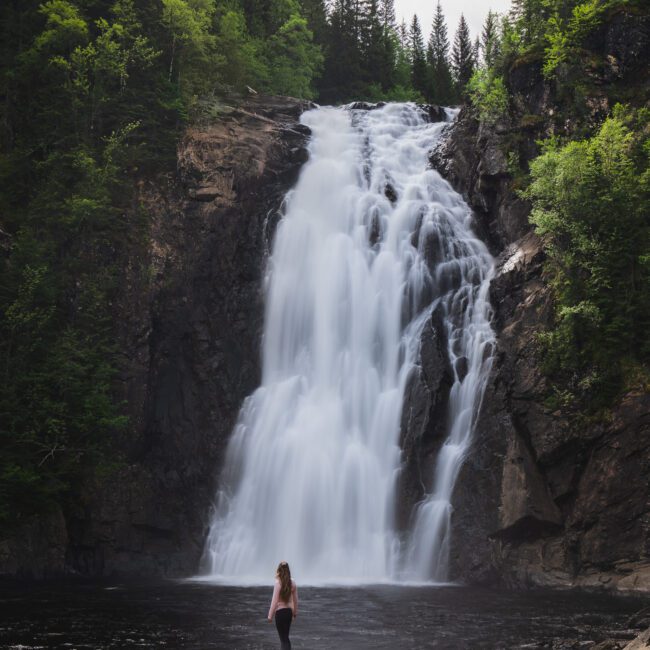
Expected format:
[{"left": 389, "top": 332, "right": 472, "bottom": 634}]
[
  {"left": 468, "top": 69, "right": 509, "bottom": 124},
  {"left": 361, "top": 82, "right": 424, "bottom": 103},
  {"left": 0, "top": 137, "right": 133, "bottom": 526},
  {"left": 319, "top": 0, "right": 463, "bottom": 104},
  {"left": 524, "top": 105, "right": 650, "bottom": 405},
  {"left": 427, "top": 1, "right": 454, "bottom": 104},
  {"left": 543, "top": 0, "right": 604, "bottom": 77},
  {"left": 480, "top": 10, "right": 501, "bottom": 69},
  {"left": 264, "top": 14, "right": 323, "bottom": 98},
  {"left": 0, "top": 0, "right": 327, "bottom": 528},
  {"left": 451, "top": 14, "right": 475, "bottom": 95},
  {"left": 215, "top": 9, "right": 267, "bottom": 90}
]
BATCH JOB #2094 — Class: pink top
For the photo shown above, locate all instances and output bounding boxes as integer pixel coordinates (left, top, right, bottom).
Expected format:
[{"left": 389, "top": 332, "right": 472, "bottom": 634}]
[{"left": 267, "top": 578, "right": 298, "bottom": 619}]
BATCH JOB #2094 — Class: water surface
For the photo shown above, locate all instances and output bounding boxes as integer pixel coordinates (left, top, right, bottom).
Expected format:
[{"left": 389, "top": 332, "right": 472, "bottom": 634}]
[{"left": 1, "top": 580, "right": 647, "bottom": 649}]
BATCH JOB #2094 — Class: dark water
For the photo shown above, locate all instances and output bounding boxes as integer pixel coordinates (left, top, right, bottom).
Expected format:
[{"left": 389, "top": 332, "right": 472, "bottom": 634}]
[{"left": 1, "top": 580, "right": 647, "bottom": 649}]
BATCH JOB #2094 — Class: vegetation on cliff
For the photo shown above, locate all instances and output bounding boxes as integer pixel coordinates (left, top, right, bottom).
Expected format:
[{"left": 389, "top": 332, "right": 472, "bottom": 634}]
[
  {"left": 465, "top": 0, "right": 649, "bottom": 408},
  {"left": 525, "top": 106, "right": 650, "bottom": 404}
]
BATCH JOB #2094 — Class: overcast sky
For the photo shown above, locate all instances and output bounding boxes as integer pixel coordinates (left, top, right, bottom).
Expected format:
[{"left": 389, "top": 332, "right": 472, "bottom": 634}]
[{"left": 395, "top": 0, "right": 513, "bottom": 43}]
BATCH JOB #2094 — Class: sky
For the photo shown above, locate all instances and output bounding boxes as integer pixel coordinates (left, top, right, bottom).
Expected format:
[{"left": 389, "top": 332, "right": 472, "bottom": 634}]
[{"left": 395, "top": 0, "right": 513, "bottom": 43}]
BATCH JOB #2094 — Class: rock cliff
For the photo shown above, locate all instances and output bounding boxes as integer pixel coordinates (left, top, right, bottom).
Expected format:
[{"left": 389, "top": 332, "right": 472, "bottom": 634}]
[{"left": 434, "top": 8, "right": 650, "bottom": 593}]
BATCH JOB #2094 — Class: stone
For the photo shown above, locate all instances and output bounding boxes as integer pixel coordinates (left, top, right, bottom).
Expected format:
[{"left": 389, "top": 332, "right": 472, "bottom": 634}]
[
  {"left": 417, "top": 104, "right": 447, "bottom": 123},
  {"left": 622, "top": 628, "right": 650, "bottom": 650},
  {"left": 189, "top": 186, "right": 222, "bottom": 201},
  {"left": 496, "top": 434, "right": 563, "bottom": 539},
  {"left": 396, "top": 308, "right": 453, "bottom": 528}
]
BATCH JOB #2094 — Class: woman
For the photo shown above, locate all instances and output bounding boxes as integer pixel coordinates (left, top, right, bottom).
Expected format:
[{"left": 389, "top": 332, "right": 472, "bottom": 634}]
[{"left": 267, "top": 561, "right": 298, "bottom": 650}]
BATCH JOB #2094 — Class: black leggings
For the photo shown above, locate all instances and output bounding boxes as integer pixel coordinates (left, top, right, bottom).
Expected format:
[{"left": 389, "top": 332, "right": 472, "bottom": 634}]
[{"left": 274, "top": 607, "right": 292, "bottom": 649}]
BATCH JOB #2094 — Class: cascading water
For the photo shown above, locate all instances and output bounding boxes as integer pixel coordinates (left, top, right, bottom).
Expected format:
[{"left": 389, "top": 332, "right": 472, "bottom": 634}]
[{"left": 202, "top": 102, "right": 495, "bottom": 584}]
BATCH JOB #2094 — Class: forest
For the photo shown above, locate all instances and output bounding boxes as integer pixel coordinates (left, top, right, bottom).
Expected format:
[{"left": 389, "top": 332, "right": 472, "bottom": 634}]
[{"left": 0, "top": 0, "right": 648, "bottom": 534}]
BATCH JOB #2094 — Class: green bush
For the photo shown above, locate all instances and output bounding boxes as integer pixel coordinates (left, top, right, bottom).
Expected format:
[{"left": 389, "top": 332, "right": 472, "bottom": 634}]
[
  {"left": 543, "top": 0, "right": 630, "bottom": 78},
  {"left": 467, "top": 69, "right": 509, "bottom": 125},
  {"left": 524, "top": 105, "right": 650, "bottom": 404}
]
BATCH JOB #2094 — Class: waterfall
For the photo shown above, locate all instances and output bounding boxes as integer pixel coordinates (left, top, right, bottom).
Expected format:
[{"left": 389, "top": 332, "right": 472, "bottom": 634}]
[{"left": 201, "top": 103, "right": 495, "bottom": 584}]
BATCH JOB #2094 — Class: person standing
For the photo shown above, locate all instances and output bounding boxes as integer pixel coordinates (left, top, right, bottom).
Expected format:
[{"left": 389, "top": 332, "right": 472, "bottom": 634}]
[{"left": 267, "top": 561, "right": 298, "bottom": 650}]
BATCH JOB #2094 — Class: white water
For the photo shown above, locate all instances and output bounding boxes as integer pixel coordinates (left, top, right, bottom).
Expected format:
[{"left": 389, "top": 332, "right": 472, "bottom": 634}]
[{"left": 202, "top": 103, "right": 495, "bottom": 584}]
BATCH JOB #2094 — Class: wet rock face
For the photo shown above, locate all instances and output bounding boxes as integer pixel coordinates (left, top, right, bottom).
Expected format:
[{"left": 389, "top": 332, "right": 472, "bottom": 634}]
[
  {"left": 446, "top": 215, "right": 650, "bottom": 593},
  {"left": 397, "top": 308, "right": 453, "bottom": 529},
  {"left": 0, "top": 95, "right": 313, "bottom": 579},
  {"left": 429, "top": 113, "right": 532, "bottom": 252}
]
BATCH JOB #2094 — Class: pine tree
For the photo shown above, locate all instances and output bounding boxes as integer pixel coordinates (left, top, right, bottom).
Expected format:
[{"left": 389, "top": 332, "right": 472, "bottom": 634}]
[
  {"left": 359, "top": 0, "right": 384, "bottom": 87},
  {"left": 377, "top": 0, "right": 397, "bottom": 90},
  {"left": 409, "top": 14, "right": 427, "bottom": 97},
  {"left": 451, "top": 14, "right": 474, "bottom": 93},
  {"left": 320, "top": 0, "right": 363, "bottom": 101},
  {"left": 379, "top": 0, "right": 396, "bottom": 31},
  {"left": 394, "top": 20, "right": 412, "bottom": 90},
  {"left": 509, "top": 0, "right": 548, "bottom": 45},
  {"left": 481, "top": 10, "right": 500, "bottom": 69},
  {"left": 427, "top": 1, "right": 453, "bottom": 104},
  {"left": 398, "top": 19, "right": 408, "bottom": 49},
  {"left": 299, "top": 0, "right": 329, "bottom": 46}
]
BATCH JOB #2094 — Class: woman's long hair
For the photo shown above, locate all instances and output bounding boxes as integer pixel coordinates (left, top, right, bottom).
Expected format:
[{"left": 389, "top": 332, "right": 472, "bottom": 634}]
[{"left": 276, "top": 561, "right": 292, "bottom": 601}]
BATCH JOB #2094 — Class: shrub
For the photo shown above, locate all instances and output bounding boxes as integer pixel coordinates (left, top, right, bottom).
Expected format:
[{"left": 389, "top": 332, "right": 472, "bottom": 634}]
[
  {"left": 524, "top": 104, "right": 650, "bottom": 405},
  {"left": 467, "top": 68, "right": 509, "bottom": 125}
]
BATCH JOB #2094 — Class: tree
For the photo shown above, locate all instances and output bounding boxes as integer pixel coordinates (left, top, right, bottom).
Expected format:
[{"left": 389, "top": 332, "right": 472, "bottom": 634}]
[
  {"left": 160, "top": 0, "right": 215, "bottom": 86},
  {"left": 398, "top": 18, "right": 408, "bottom": 49},
  {"left": 376, "top": 0, "right": 397, "bottom": 90},
  {"left": 265, "top": 14, "right": 323, "bottom": 98},
  {"left": 451, "top": 14, "right": 474, "bottom": 94},
  {"left": 215, "top": 9, "right": 266, "bottom": 90},
  {"left": 409, "top": 15, "right": 427, "bottom": 97},
  {"left": 481, "top": 10, "right": 501, "bottom": 69},
  {"left": 427, "top": 1, "right": 454, "bottom": 104},
  {"left": 524, "top": 106, "right": 650, "bottom": 403},
  {"left": 509, "top": 0, "right": 549, "bottom": 46},
  {"left": 299, "top": 0, "right": 328, "bottom": 45},
  {"left": 240, "top": 0, "right": 302, "bottom": 38},
  {"left": 380, "top": 0, "right": 396, "bottom": 32},
  {"left": 320, "top": 0, "right": 362, "bottom": 101},
  {"left": 359, "top": 0, "right": 384, "bottom": 87}
]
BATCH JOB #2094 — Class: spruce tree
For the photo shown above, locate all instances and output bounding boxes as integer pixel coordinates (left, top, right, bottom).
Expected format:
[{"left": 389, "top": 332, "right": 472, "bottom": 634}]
[
  {"left": 481, "top": 10, "right": 500, "bottom": 69},
  {"left": 378, "top": 0, "right": 397, "bottom": 90},
  {"left": 451, "top": 14, "right": 474, "bottom": 94},
  {"left": 409, "top": 15, "right": 427, "bottom": 98},
  {"left": 359, "top": 0, "right": 385, "bottom": 88},
  {"left": 394, "top": 20, "right": 412, "bottom": 90},
  {"left": 427, "top": 1, "right": 453, "bottom": 104},
  {"left": 398, "top": 19, "right": 409, "bottom": 49},
  {"left": 509, "top": 0, "right": 548, "bottom": 45},
  {"left": 300, "top": 0, "right": 329, "bottom": 46},
  {"left": 380, "top": 0, "right": 396, "bottom": 31},
  {"left": 321, "top": 0, "right": 363, "bottom": 101}
]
